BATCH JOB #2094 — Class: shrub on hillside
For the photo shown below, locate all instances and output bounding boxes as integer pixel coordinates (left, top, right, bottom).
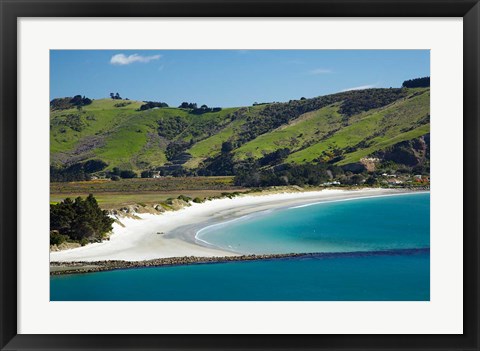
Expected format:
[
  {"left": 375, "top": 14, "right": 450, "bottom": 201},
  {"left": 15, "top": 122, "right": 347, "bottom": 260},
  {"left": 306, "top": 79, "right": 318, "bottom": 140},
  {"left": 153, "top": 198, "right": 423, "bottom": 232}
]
[
  {"left": 191, "top": 105, "right": 222, "bottom": 114},
  {"left": 193, "top": 197, "right": 203, "bottom": 203},
  {"left": 83, "top": 159, "right": 108, "bottom": 173},
  {"left": 120, "top": 170, "right": 137, "bottom": 179},
  {"left": 177, "top": 194, "right": 192, "bottom": 202},
  {"left": 139, "top": 101, "right": 169, "bottom": 110},
  {"left": 50, "top": 159, "right": 108, "bottom": 182},
  {"left": 158, "top": 116, "right": 189, "bottom": 139},
  {"left": 50, "top": 95, "right": 93, "bottom": 110},
  {"left": 141, "top": 170, "right": 156, "bottom": 178},
  {"left": 50, "top": 231, "right": 69, "bottom": 246},
  {"left": 165, "top": 141, "right": 189, "bottom": 161},
  {"left": 179, "top": 102, "right": 198, "bottom": 109}
]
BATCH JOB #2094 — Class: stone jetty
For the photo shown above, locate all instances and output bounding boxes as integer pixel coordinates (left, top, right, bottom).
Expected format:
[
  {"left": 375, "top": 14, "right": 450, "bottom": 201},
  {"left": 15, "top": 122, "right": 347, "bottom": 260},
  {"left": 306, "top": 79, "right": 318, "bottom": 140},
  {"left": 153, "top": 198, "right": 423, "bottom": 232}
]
[{"left": 50, "top": 253, "right": 308, "bottom": 275}]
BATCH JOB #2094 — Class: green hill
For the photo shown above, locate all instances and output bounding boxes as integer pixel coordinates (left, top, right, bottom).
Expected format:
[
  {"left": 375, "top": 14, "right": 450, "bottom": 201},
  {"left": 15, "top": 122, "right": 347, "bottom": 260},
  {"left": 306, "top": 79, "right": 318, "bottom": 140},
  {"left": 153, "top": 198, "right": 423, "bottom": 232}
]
[{"left": 50, "top": 87, "right": 430, "bottom": 180}]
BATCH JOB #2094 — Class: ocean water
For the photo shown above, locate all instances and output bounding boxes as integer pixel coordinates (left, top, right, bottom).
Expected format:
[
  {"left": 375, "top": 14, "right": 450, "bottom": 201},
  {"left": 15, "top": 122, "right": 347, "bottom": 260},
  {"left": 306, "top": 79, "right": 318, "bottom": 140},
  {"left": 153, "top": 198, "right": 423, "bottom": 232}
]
[
  {"left": 197, "top": 192, "right": 430, "bottom": 254},
  {"left": 50, "top": 192, "right": 430, "bottom": 301}
]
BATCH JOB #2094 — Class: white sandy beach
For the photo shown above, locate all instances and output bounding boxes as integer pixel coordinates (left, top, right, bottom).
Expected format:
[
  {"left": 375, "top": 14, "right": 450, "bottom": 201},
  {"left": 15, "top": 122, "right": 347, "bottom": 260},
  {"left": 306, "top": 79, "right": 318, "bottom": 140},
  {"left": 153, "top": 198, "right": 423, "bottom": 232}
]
[{"left": 50, "top": 188, "right": 409, "bottom": 262}]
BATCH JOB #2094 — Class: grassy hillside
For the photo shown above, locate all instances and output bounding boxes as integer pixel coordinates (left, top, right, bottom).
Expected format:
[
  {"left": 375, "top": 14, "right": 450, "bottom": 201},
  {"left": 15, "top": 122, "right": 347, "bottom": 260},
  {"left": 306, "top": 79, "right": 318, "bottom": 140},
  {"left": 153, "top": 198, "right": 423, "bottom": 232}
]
[
  {"left": 287, "top": 89, "right": 430, "bottom": 164},
  {"left": 50, "top": 99, "right": 240, "bottom": 170},
  {"left": 233, "top": 104, "right": 343, "bottom": 160},
  {"left": 50, "top": 87, "right": 429, "bottom": 177}
]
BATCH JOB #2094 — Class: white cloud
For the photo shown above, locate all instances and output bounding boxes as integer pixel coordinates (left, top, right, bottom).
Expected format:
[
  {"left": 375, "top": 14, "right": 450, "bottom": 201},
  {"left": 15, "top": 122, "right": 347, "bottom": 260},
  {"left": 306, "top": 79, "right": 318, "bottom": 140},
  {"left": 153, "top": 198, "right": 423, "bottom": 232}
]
[
  {"left": 341, "top": 84, "right": 377, "bottom": 92},
  {"left": 309, "top": 68, "right": 332, "bottom": 75},
  {"left": 110, "top": 53, "right": 161, "bottom": 65}
]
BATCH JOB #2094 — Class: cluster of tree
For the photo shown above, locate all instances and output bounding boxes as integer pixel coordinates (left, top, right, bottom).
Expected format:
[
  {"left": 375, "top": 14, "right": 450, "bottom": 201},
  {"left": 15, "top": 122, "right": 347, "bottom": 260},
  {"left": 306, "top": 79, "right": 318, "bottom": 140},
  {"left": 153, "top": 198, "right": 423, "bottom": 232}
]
[
  {"left": 233, "top": 159, "right": 381, "bottom": 187},
  {"left": 50, "top": 194, "right": 114, "bottom": 245},
  {"left": 196, "top": 141, "right": 236, "bottom": 176},
  {"left": 191, "top": 105, "right": 222, "bottom": 114},
  {"left": 258, "top": 148, "right": 291, "bottom": 167},
  {"left": 179, "top": 102, "right": 198, "bottom": 109},
  {"left": 51, "top": 164, "right": 90, "bottom": 182},
  {"left": 402, "top": 77, "right": 430, "bottom": 88},
  {"left": 221, "top": 141, "right": 234, "bottom": 153},
  {"left": 165, "top": 141, "right": 190, "bottom": 161},
  {"left": 234, "top": 161, "right": 342, "bottom": 187},
  {"left": 114, "top": 101, "right": 131, "bottom": 108},
  {"left": 108, "top": 167, "right": 137, "bottom": 179},
  {"left": 50, "top": 159, "right": 108, "bottom": 182},
  {"left": 178, "top": 102, "right": 221, "bottom": 114},
  {"left": 157, "top": 167, "right": 192, "bottom": 177},
  {"left": 141, "top": 170, "right": 156, "bottom": 178},
  {"left": 139, "top": 101, "right": 169, "bottom": 110},
  {"left": 197, "top": 152, "right": 235, "bottom": 176},
  {"left": 157, "top": 116, "right": 189, "bottom": 139},
  {"left": 338, "top": 88, "right": 407, "bottom": 117},
  {"left": 110, "top": 92, "right": 122, "bottom": 100},
  {"left": 50, "top": 95, "right": 93, "bottom": 110},
  {"left": 70, "top": 95, "right": 93, "bottom": 107}
]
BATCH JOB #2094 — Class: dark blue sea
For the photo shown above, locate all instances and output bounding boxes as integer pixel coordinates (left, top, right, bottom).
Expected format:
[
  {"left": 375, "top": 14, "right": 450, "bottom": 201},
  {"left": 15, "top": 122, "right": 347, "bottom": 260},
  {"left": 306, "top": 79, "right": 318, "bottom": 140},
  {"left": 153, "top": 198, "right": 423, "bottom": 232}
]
[{"left": 51, "top": 192, "right": 430, "bottom": 301}]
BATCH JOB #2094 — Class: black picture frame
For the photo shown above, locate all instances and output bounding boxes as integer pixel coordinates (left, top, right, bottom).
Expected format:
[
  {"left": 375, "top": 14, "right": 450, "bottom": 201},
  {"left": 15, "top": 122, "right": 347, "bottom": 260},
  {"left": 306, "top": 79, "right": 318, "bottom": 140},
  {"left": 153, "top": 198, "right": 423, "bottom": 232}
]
[{"left": 1, "top": 0, "right": 479, "bottom": 350}]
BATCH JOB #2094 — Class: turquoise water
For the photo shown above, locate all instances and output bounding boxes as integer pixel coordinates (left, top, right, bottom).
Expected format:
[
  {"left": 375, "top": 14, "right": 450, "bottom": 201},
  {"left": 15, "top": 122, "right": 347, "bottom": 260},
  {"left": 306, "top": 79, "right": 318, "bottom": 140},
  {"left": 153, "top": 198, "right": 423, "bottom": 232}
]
[
  {"left": 197, "top": 193, "right": 430, "bottom": 254},
  {"left": 50, "top": 193, "right": 430, "bottom": 301}
]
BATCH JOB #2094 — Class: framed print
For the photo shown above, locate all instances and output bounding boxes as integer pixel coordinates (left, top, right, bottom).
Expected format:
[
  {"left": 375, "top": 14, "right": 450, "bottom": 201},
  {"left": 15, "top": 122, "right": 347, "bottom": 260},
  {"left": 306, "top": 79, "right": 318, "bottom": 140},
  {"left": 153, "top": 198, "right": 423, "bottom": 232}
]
[{"left": 1, "top": 0, "right": 479, "bottom": 350}]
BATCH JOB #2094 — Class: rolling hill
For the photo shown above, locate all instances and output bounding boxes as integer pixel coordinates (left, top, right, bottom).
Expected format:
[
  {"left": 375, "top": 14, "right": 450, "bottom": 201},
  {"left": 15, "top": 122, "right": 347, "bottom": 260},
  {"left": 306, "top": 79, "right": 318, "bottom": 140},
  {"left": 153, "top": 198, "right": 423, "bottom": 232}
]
[{"left": 50, "top": 86, "right": 430, "bottom": 180}]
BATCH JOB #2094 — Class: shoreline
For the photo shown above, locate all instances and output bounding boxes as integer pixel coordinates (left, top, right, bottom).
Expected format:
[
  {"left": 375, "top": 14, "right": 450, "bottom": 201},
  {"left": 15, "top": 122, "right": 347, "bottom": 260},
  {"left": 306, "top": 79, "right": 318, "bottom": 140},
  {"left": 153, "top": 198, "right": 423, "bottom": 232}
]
[
  {"left": 188, "top": 190, "right": 429, "bottom": 252},
  {"left": 50, "top": 188, "right": 425, "bottom": 263},
  {"left": 50, "top": 248, "right": 430, "bottom": 276}
]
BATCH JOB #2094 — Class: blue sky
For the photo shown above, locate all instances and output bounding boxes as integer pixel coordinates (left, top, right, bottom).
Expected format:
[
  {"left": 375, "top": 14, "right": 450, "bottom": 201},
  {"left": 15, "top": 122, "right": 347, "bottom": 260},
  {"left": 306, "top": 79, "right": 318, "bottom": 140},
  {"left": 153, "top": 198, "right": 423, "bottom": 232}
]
[{"left": 50, "top": 50, "right": 429, "bottom": 107}]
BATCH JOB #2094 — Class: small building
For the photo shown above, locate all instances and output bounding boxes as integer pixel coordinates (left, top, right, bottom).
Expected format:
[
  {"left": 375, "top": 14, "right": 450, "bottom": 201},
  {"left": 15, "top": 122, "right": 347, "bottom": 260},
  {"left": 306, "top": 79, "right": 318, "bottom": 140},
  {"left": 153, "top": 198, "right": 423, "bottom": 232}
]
[
  {"left": 321, "top": 181, "right": 341, "bottom": 186},
  {"left": 385, "top": 178, "right": 403, "bottom": 185}
]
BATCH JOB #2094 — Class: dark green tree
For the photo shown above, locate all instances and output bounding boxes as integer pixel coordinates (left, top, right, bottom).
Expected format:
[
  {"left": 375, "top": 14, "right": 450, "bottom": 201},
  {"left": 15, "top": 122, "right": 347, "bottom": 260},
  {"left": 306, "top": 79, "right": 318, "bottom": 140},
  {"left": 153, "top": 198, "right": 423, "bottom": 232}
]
[
  {"left": 50, "top": 195, "right": 114, "bottom": 243},
  {"left": 120, "top": 170, "right": 137, "bottom": 179}
]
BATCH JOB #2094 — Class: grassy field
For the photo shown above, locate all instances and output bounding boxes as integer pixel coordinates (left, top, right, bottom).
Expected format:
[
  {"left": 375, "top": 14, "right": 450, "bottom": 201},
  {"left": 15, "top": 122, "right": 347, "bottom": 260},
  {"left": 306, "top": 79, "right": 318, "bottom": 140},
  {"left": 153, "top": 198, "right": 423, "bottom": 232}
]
[
  {"left": 50, "top": 190, "right": 249, "bottom": 209},
  {"left": 50, "top": 176, "right": 247, "bottom": 208}
]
